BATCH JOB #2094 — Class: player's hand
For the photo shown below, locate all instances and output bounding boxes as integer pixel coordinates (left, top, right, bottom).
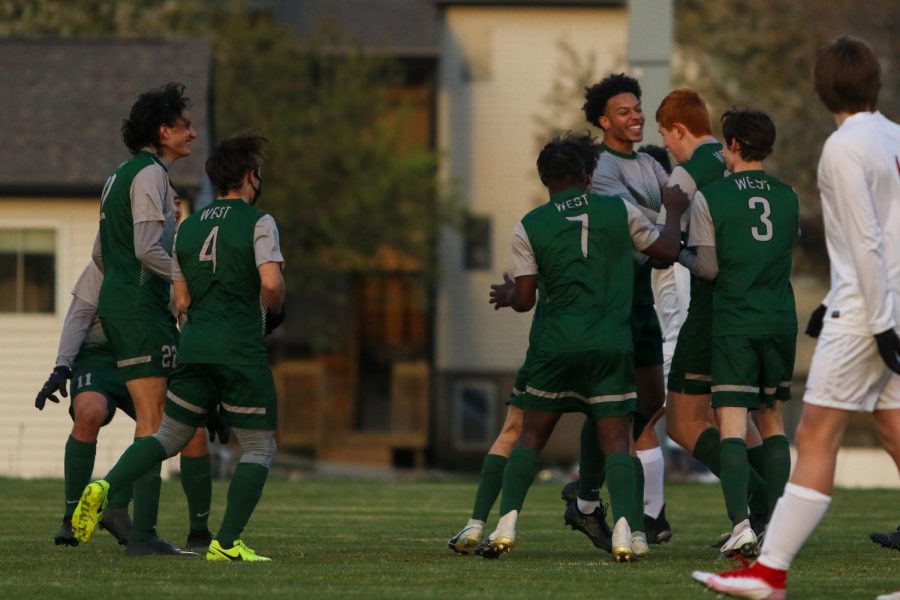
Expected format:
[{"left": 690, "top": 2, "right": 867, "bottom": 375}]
[
  {"left": 874, "top": 329, "right": 900, "bottom": 374},
  {"left": 206, "top": 409, "right": 231, "bottom": 444},
  {"left": 804, "top": 304, "right": 827, "bottom": 338},
  {"left": 489, "top": 273, "right": 515, "bottom": 310},
  {"left": 35, "top": 366, "right": 71, "bottom": 410},
  {"left": 661, "top": 184, "right": 689, "bottom": 214},
  {"left": 265, "top": 306, "right": 286, "bottom": 335}
]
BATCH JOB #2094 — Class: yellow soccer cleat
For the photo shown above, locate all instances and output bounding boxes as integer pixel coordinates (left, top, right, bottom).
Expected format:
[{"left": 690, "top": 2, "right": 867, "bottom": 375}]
[
  {"left": 206, "top": 539, "right": 271, "bottom": 562},
  {"left": 71, "top": 480, "right": 109, "bottom": 544},
  {"left": 611, "top": 516, "right": 634, "bottom": 563},
  {"left": 474, "top": 535, "right": 514, "bottom": 559}
]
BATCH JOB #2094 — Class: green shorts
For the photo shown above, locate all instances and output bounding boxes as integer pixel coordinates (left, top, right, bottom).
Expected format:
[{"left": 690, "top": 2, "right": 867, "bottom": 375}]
[
  {"left": 69, "top": 359, "right": 135, "bottom": 427},
  {"left": 710, "top": 334, "right": 796, "bottom": 409},
  {"left": 508, "top": 345, "right": 537, "bottom": 405},
  {"left": 510, "top": 347, "right": 637, "bottom": 418},
  {"left": 631, "top": 304, "right": 663, "bottom": 368},
  {"left": 667, "top": 314, "right": 712, "bottom": 395},
  {"left": 165, "top": 363, "right": 278, "bottom": 430},
  {"left": 101, "top": 316, "right": 178, "bottom": 380}
]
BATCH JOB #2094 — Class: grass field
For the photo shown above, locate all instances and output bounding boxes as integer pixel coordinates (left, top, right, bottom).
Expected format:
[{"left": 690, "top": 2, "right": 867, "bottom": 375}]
[{"left": 0, "top": 477, "right": 896, "bottom": 599}]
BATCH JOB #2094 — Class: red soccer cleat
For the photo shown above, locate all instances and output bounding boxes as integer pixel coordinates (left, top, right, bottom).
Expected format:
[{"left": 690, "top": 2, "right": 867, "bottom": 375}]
[{"left": 692, "top": 560, "right": 787, "bottom": 600}]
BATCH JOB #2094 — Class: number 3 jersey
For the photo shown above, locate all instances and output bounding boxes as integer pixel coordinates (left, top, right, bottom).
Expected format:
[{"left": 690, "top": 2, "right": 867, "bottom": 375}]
[
  {"left": 689, "top": 171, "right": 799, "bottom": 336},
  {"left": 173, "top": 199, "right": 284, "bottom": 365},
  {"left": 510, "top": 187, "right": 660, "bottom": 353}
]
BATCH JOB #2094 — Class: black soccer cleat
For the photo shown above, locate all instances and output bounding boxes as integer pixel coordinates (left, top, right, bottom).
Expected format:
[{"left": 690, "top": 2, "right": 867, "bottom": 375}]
[
  {"left": 125, "top": 537, "right": 198, "bottom": 556},
  {"left": 54, "top": 517, "right": 78, "bottom": 547},
  {"left": 560, "top": 481, "right": 579, "bottom": 505},
  {"left": 643, "top": 503, "right": 673, "bottom": 544},
  {"left": 186, "top": 528, "right": 214, "bottom": 550},
  {"left": 871, "top": 526, "right": 900, "bottom": 550},
  {"left": 564, "top": 501, "right": 612, "bottom": 553},
  {"left": 99, "top": 507, "right": 133, "bottom": 546}
]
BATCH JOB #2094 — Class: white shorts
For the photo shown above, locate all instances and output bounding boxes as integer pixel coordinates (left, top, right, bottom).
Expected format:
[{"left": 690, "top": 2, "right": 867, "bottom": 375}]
[{"left": 803, "top": 328, "right": 900, "bottom": 412}]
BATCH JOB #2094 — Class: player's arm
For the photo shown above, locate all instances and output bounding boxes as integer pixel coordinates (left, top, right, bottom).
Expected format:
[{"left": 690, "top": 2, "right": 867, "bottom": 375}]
[
  {"left": 91, "top": 229, "right": 103, "bottom": 272},
  {"left": 824, "top": 143, "right": 899, "bottom": 371},
  {"left": 677, "top": 190, "right": 718, "bottom": 280},
  {"left": 490, "top": 222, "right": 538, "bottom": 312},
  {"left": 172, "top": 244, "right": 191, "bottom": 314},
  {"left": 629, "top": 185, "right": 688, "bottom": 263},
  {"left": 255, "top": 215, "right": 286, "bottom": 332},
  {"left": 131, "top": 167, "right": 173, "bottom": 281}
]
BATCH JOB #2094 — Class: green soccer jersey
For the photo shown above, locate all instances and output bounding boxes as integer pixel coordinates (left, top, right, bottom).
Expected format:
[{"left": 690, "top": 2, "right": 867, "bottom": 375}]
[
  {"left": 174, "top": 199, "right": 281, "bottom": 365},
  {"left": 677, "top": 141, "right": 728, "bottom": 321},
  {"left": 97, "top": 151, "right": 175, "bottom": 321},
  {"left": 690, "top": 171, "right": 799, "bottom": 336},
  {"left": 515, "top": 188, "right": 640, "bottom": 353}
]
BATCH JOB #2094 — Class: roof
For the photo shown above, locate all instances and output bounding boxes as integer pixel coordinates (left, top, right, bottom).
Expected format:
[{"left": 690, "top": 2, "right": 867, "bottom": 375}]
[{"left": 0, "top": 38, "right": 211, "bottom": 196}]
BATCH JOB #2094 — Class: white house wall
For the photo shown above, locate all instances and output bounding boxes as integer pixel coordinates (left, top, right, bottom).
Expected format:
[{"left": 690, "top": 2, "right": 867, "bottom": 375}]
[
  {"left": 436, "top": 6, "right": 628, "bottom": 371},
  {"left": 0, "top": 199, "right": 177, "bottom": 478}
]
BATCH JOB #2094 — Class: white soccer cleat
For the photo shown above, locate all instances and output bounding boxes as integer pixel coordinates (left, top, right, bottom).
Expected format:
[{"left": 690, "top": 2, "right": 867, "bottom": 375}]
[
  {"left": 719, "top": 519, "right": 759, "bottom": 558},
  {"left": 692, "top": 561, "right": 787, "bottom": 600},
  {"left": 611, "top": 516, "right": 634, "bottom": 562},
  {"left": 876, "top": 592, "right": 900, "bottom": 600},
  {"left": 631, "top": 530, "right": 650, "bottom": 557},
  {"left": 447, "top": 522, "right": 484, "bottom": 555}
]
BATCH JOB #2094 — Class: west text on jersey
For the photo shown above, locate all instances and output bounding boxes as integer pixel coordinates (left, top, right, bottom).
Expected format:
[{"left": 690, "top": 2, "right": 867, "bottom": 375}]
[
  {"left": 734, "top": 176, "right": 771, "bottom": 191},
  {"left": 553, "top": 193, "right": 589, "bottom": 212},
  {"left": 200, "top": 205, "right": 232, "bottom": 221}
]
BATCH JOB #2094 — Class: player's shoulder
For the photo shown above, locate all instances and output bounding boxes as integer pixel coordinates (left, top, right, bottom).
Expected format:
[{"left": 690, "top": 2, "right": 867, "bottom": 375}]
[{"left": 823, "top": 112, "right": 900, "bottom": 155}]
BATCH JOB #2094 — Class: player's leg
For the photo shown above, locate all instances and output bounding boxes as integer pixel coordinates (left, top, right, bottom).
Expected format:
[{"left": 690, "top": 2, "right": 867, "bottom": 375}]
[
  {"left": 207, "top": 363, "right": 277, "bottom": 562},
  {"left": 562, "top": 415, "right": 613, "bottom": 552},
  {"left": 635, "top": 405, "right": 670, "bottom": 543},
  {"left": 56, "top": 390, "right": 107, "bottom": 546},
  {"left": 870, "top": 395, "right": 900, "bottom": 549},
  {"left": 757, "top": 401, "right": 790, "bottom": 513},
  {"left": 180, "top": 428, "right": 213, "bottom": 549}
]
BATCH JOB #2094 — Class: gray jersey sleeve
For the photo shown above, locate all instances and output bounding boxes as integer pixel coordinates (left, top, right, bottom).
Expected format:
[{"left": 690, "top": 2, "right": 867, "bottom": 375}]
[
  {"left": 678, "top": 245, "right": 718, "bottom": 280},
  {"left": 657, "top": 166, "right": 697, "bottom": 229},
  {"left": 171, "top": 233, "right": 184, "bottom": 283},
  {"left": 254, "top": 214, "right": 284, "bottom": 266},
  {"left": 687, "top": 191, "right": 716, "bottom": 248},
  {"left": 56, "top": 263, "right": 102, "bottom": 368},
  {"left": 623, "top": 201, "right": 661, "bottom": 252},
  {"left": 134, "top": 220, "right": 172, "bottom": 281}
]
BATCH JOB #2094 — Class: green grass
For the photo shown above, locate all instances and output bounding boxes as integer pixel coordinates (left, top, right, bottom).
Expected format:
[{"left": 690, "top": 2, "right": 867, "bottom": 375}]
[{"left": 0, "top": 478, "right": 896, "bottom": 598}]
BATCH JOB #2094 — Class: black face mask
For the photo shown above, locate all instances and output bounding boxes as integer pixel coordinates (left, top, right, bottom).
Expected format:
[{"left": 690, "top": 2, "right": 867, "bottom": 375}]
[{"left": 250, "top": 169, "right": 263, "bottom": 205}]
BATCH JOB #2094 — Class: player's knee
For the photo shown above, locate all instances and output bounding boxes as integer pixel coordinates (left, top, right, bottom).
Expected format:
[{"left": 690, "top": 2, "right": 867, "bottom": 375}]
[
  {"left": 153, "top": 415, "right": 195, "bottom": 458},
  {"left": 234, "top": 428, "right": 277, "bottom": 468},
  {"left": 72, "top": 396, "right": 109, "bottom": 432}
]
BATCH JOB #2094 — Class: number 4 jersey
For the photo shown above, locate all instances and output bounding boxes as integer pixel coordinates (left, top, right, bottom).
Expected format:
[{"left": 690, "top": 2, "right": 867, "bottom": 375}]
[
  {"left": 173, "top": 199, "right": 284, "bottom": 365},
  {"left": 689, "top": 170, "right": 799, "bottom": 336}
]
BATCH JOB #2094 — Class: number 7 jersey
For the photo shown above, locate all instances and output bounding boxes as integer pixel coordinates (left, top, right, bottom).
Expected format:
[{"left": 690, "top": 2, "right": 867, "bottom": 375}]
[
  {"left": 173, "top": 199, "right": 283, "bottom": 365},
  {"left": 689, "top": 170, "right": 799, "bottom": 336}
]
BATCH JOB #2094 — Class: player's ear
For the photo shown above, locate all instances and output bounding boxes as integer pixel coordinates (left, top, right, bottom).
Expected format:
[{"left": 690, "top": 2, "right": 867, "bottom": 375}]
[{"left": 598, "top": 115, "right": 610, "bottom": 131}]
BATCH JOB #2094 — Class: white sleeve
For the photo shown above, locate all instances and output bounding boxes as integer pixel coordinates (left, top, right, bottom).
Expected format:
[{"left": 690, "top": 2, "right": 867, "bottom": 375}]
[
  {"left": 657, "top": 166, "right": 698, "bottom": 228},
  {"left": 254, "top": 214, "right": 285, "bottom": 266},
  {"left": 511, "top": 222, "right": 537, "bottom": 277},
  {"left": 623, "top": 201, "right": 660, "bottom": 252},
  {"left": 687, "top": 191, "right": 716, "bottom": 248},
  {"left": 821, "top": 141, "right": 895, "bottom": 333},
  {"left": 130, "top": 166, "right": 168, "bottom": 224}
]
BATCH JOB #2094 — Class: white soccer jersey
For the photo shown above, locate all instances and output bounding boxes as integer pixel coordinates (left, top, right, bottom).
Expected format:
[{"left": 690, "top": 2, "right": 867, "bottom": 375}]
[
  {"left": 592, "top": 146, "right": 668, "bottom": 216},
  {"left": 818, "top": 111, "right": 900, "bottom": 336}
]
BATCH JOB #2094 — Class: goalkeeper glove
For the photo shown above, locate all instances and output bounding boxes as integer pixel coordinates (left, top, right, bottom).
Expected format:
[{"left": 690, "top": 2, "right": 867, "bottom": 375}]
[
  {"left": 874, "top": 329, "right": 900, "bottom": 375},
  {"left": 265, "top": 306, "right": 285, "bottom": 335},
  {"left": 804, "top": 304, "right": 827, "bottom": 338},
  {"left": 35, "top": 366, "right": 71, "bottom": 410}
]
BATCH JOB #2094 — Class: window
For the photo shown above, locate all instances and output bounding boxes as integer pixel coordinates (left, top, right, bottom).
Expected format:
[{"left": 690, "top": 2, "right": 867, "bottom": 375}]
[
  {"left": 0, "top": 229, "right": 55, "bottom": 314},
  {"left": 452, "top": 379, "right": 498, "bottom": 449}
]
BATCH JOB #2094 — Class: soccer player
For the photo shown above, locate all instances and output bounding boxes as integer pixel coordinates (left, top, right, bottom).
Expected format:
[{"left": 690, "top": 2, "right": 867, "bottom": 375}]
[
  {"left": 565, "top": 73, "right": 676, "bottom": 547},
  {"left": 73, "top": 131, "right": 285, "bottom": 562},
  {"left": 87, "top": 82, "right": 197, "bottom": 555},
  {"left": 475, "top": 132, "right": 688, "bottom": 561},
  {"left": 695, "top": 36, "right": 900, "bottom": 600},
  {"left": 659, "top": 90, "right": 773, "bottom": 537},
  {"left": 35, "top": 259, "right": 215, "bottom": 549}
]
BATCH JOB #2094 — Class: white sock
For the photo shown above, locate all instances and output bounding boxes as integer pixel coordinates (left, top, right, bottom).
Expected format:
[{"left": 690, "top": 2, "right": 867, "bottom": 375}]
[
  {"left": 757, "top": 482, "right": 831, "bottom": 571},
  {"left": 493, "top": 509, "right": 518, "bottom": 540},
  {"left": 577, "top": 498, "right": 599, "bottom": 514},
  {"left": 466, "top": 518, "right": 485, "bottom": 529},
  {"left": 637, "top": 446, "right": 665, "bottom": 518}
]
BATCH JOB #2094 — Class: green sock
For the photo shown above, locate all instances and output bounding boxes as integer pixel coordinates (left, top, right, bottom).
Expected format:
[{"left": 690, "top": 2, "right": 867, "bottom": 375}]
[
  {"left": 633, "top": 455, "right": 646, "bottom": 526},
  {"left": 604, "top": 453, "right": 638, "bottom": 529},
  {"left": 498, "top": 447, "right": 540, "bottom": 516},
  {"left": 107, "top": 481, "right": 132, "bottom": 510},
  {"left": 762, "top": 434, "right": 791, "bottom": 510},
  {"left": 577, "top": 418, "right": 604, "bottom": 501},
  {"left": 692, "top": 427, "right": 722, "bottom": 475},
  {"left": 747, "top": 443, "right": 765, "bottom": 476},
  {"left": 64, "top": 437, "right": 96, "bottom": 518},
  {"left": 719, "top": 437, "right": 750, "bottom": 525},
  {"left": 217, "top": 462, "right": 269, "bottom": 548},
  {"left": 471, "top": 453, "right": 507, "bottom": 522},
  {"left": 180, "top": 454, "right": 212, "bottom": 531},
  {"left": 105, "top": 436, "right": 167, "bottom": 543}
]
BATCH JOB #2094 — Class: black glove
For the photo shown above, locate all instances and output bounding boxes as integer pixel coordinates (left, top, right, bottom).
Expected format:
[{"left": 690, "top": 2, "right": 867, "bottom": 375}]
[
  {"left": 874, "top": 329, "right": 900, "bottom": 375},
  {"left": 206, "top": 409, "right": 231, "bottom": 444},
  {"left": 805, "top": 304, "right": 827, "bottom": 338},
  {"left": 265, "top": 305, "right": 285, "bottom": 335},
  {"left": 35, "top": 366, "right": 71, "bottom": 410}
]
